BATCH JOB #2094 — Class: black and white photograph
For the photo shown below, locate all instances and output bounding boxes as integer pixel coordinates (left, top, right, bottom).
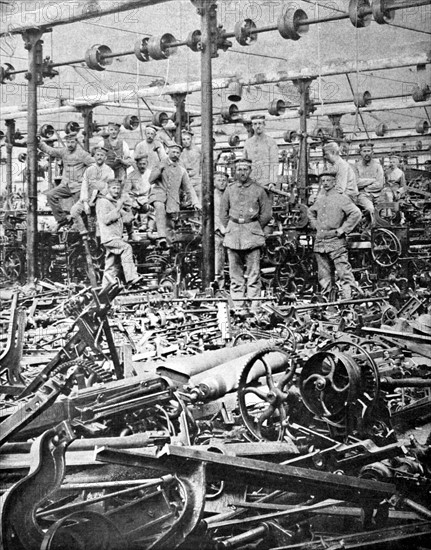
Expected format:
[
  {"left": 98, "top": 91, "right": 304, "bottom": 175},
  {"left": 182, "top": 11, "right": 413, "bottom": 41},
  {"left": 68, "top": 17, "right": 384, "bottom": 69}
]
[{"left": 0, "top": 0, "right": 430, "bottom": 548}]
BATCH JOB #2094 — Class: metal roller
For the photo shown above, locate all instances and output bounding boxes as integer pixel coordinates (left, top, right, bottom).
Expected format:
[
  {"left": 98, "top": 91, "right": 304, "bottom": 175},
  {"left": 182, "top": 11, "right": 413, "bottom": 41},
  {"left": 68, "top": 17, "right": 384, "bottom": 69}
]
[
  {"left": 64, "top": 121, "right": 80, "bottom": 134},
  {"left": 412, "top": 84, "right": 430, "bottom": 102},
  {"left": 372, "top": 0, "right": 395, "bottom": 24},
  {"left": 227, "top": 80, "right": 242, "bottom": 102},
  {"left": 152, "top": 111, "right": 169, "bottom": 126},
  {"left": 234, "top": 18, "right": 258, "bottom": 46},
  {"left": 0, "top": 63, "right": 15, "bottom": 83},
  {"left": 186, "top": 29, "right": 202, "bottom": 52},
  {"left": 268, "top": 99, "right": 286, "bottom": 116},
  {"left": 134, "top": 37, "right": 150, "bottom": 62},
  {"left": 228, "top": 133, "right": 240, "bottom": 147},
  {"left": 147, "top": 33, "right": 177, "bottom": 60},
  {"left": 375, "top": 122, "right": 388, "bottom": 137},
  {"left": 18, "top": 152, "right": 27, "bottom": 163},
  {"left": 348, "top": 0, "right": 372, "bottom": 28},
  {"left": 39, "top": 124, "right": 55, "bottom": 139},
  {"left": 221, "top": 103, "right": 239, "bottom": 122},
  {"left": 84, "top": 44, "right": 113, "bottom": 71},
  {"left": 123, "top": 115, "right": 139, "bottom": 131},
  {"left": 283, "top": 130, "right": 298, "bottom": 143},
  {"left": 415, "top": 120, "right": 429, "bottom": 134},
  {"left": 353, "top": 90, "right": 372, "bottom": 108},
  {"left": 277, "top": 8, "right": 309, "bottom": 41}
]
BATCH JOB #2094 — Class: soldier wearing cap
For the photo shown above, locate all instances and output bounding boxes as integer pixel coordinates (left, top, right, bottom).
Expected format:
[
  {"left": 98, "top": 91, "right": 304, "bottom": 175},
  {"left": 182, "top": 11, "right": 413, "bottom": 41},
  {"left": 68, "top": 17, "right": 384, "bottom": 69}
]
[
  {"left": 354, "top": 142, "right": 385, "bottom": 227},
  {"left": 214, "top": 171, "right": 229, "bottom": 288},
  {"left": 220, "top": 158, "right": 272, "bottom": 313},
  {"left": 385, "top": 154, "right": 406, "bottom": 200},
  {"left": 38, "top": 131, "right": 95, "bottom": 231},
  {"left": 322, "top": 142, "right": 358, "bottom": 202},
  {"left": 70, "top": 146, "right": 114, "bottom": 231},
  {"left": 134, "top": 124, "right": 167, "bottom": 170},
  {"left": 96, "top": 179, "right": 141, "bottom": 287},
  {"left": 149, "top": 142, "right": 201, "bottom": 247},
  {"left": 97, "top": 122, "right": 133, "bottom": 180},
  {"left": 243, "top": 115, "right": 279, "bottom": 191},
  {"left": 123, "top": 153, "right": 154, "bottom": 231},
  {"left": 180, "top": 129, "right": 203, "bottom": 204},
  {"left": 308, "top": 172, "right": 361, "bottom": 299}
]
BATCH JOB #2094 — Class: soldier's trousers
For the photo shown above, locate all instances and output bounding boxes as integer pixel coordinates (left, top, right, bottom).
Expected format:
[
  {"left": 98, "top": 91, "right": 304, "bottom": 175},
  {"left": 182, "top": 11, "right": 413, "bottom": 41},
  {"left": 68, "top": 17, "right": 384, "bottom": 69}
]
[
  {"left": 102, "top": 238, "right": 138, "bottom": 287},
  {"left": 227, "top": 247, "right": 261, "bottom": 309},
  {"left": 315, "top": 246, "right": 356, "bottom": 299}
]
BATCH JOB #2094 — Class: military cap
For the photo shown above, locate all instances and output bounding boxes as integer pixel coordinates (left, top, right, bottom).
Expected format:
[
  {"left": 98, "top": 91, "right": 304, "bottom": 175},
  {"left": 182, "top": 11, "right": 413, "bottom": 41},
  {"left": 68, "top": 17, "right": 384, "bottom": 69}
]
[
  {"left": 251, "top": 115, "right": 266, "bottom": 121},
  {"left": 359, "top": 142, "right": 374, "bottom": 149},
  {"left": 107, "top": 121, "right": 121, "bottom": 128},
  {"left": 168, "top": 142, "right": 183, "bottom": 151},
  {"left": 234, "top": 157, "right": 252, "bottom": 164},
  {"left": 107, "top": 178, "right": 121, "bottom": 186},
  {"left": 145, "top": 124, "right": 159, "bottom": 132},
  {"left": 134, "top": 152, "right": 149, "bottom": 161},
  {"left": 93, "top": 146, "right": 108, "bottom": 153},
  {"left": 318, "top": 171, "right": 336, "bottom": 179},
  {"left": 181, "top": 129, "right": 194, "bottom": 136},
  {"left": 64, "top": 132, "right": 78, "bottom": 140}
]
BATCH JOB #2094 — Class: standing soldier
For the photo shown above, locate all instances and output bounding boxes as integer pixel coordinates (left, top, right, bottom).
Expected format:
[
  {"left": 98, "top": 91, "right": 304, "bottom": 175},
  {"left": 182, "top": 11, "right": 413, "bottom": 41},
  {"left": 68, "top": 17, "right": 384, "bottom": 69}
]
[
  {"left": 354, "top": 142, "right": 384, "bottom": 228},
  {"left": 322, "top": 142, "right": 358, "bottom": 202},
  {"left": 214, "top": 171, "right": 229, "bottom": 289},
  {"left": 308, "top": 172, "right": 362, "bottom": 300},
  {"left": 97, "top": 121, "right": 133, "bottom": 180},
  {"left": 38, "top": 132, "right": 95, "bottom": 232},
  {"left": 180, "top": 129, "right": 203, "bottom": 204},
  {"left": 243, "top": 115, "right": 279, "bottom": 191},
  {"left": 385, "top": 154, "right": 406, "bottom": 200},
  {"left": 220, "top": 158, "right": 272, "bottom": 314},
  {"left": 134, "top": 125, "right": 167, "bottom": 170}
]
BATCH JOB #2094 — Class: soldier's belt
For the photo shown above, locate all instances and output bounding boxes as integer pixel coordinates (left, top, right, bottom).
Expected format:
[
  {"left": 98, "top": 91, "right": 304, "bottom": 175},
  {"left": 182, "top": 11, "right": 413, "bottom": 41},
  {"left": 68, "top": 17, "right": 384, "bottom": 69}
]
[{"left": 229, "top": 216, "right": 258, "bottom": 224}]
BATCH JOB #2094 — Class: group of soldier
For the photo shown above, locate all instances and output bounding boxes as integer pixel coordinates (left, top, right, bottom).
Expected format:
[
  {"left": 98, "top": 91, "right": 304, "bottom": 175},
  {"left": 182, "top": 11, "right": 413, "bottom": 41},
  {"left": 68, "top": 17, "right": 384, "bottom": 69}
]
[{"left": 36, "top": 115, "right": 406, "bottom": 310}]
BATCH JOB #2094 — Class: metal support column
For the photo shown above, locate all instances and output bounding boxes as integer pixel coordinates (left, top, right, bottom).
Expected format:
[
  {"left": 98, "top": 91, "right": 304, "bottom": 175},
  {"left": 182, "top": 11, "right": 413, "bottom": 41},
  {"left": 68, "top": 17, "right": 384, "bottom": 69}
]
[
  {"left": 293, "top": 78, "right": 314, "bottom": 202},
  {"left": 23, "top": 29, "right": 44, "bottom": 285},
  {"left": 171, "top": 93, "right": 187, "bottom": 143},
  {"left": 5, "top": 119, "right": 15, "bottom": 209},
  {"left": 195, "top": 0, "right": 217, "bottom": 288}
]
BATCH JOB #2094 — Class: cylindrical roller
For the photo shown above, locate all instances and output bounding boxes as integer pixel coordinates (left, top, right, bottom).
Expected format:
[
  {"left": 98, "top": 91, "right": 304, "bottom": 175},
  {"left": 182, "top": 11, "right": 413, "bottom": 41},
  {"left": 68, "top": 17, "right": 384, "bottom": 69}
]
[
  {"left": 372, "top": 0, "right": 395, "bottom": 24},
  {"left": 268, "top": 99, "right": 286, "bottom": 116},
  {"left": 186, "top": 29, "right": 202, "bottom": 52},
  {"left": 18, "top": 152, "right": 27, "bottom": 163},
  {"left": 147, "top": 33, "right": 177, "bottom": 60},
  {"left": 123, "top": 115, "right": 139, "bottom": 131},
  {"left": 190, "top": 349, "right": 291, "bottom": 401},
  {"left": 415, "top": 120, "right": 429, "bottom": 134},
  {"left": 155, "top": 339, "right": 270, "bottom": 381},
  {"left": 283, "top": 130, "right": 298, "bottom": 143},
  {"left": 412, "top": 84, "right": 430, "bottom": 102},
  {"left": 221, "top": 104, "right": 239, "bottom": 121},
  {"left": 234, "top": 18, "right": 258, "bottom": 46},
  {"left": 227, "top": 80, "right": 243, "bottom": 102},
  {"left": 349, "top": 0, "right": 372, "bottom": 28},
  {"left": 1, "top": 63, "right": 15, "bottom": 83},
  {"left": 152, "top": 111, "right": 169, "bottom": 127},
  {"left": 39, "top": 124, "right": 55, "bottom": 139},
  {"left": 375, "top": 122, "right": 388, "bottom": 136},
  {"left": 85, "top": 44, "right": 113, "bottom": 71},
  {"left": 228, "top": 133, "right": 240, "bottom": 147},
  {"left": 278, "top": 8, "right": 309, "bottom": 41},
  {"left": 64, "top": 121, "right": 80, "bottom": 134},
  {"left": 134, "top": 37, "right": 150, "bottom": 62},
  {"left": 353, "top": 91, "right": 372, "bottom": 108}
]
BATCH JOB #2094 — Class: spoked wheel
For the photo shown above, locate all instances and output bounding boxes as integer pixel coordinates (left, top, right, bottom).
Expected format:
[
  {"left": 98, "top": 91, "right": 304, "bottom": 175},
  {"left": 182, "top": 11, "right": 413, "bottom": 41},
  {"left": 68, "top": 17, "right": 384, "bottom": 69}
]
[
  {"left": 238, "top": 348, "right": 296, "bottom": 441},
  {"left": 3, "top": 250, "right": 24, "bottom": 282},
  {"left": 371, "top": 228, "right": 402, "bottom": 267}
]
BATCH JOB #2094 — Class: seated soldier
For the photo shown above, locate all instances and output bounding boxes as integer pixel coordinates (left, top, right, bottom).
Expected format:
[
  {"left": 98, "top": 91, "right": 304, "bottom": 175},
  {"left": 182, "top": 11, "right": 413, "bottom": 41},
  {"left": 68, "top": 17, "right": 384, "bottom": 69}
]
[
  {"left": 96, "top": 179, "right": 141, "bottom": 288},
  {"left": 354, "top": 142, "right": 384, "bottom": 229},
  {"left": 70, "top": 146, "right": 114, "bottom": 232}
]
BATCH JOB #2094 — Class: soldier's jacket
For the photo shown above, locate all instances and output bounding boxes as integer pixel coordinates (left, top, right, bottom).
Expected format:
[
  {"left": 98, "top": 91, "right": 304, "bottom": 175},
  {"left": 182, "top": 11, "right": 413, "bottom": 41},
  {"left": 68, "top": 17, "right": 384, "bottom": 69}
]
[{"left": 220, "top": 179, "right": 272, "bottom": 250}]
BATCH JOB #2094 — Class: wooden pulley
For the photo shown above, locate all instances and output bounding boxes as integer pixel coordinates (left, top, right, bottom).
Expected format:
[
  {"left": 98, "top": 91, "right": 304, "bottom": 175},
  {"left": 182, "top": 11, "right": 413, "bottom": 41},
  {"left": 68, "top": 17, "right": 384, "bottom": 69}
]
[
  {"left": 186, "top": 29, "right": 202, "bottom": 52},
  {"left": 268, "top": 99, "right": 286, "bottom": 116},
  {"left": 221, "top": 104, "right": 239, "bottom": 122},
  {"left": 234, "top": 19, "right": 258, "bottom": 46},
  {"left": 123, "top": 115, "right": 140, "bottom": 131},
  {"left": 228, "top": 133, "right": 240, "bottom": 147},
  {"left": 147, "top": 33, "right": 177, "bottom": 60},
  {"left": 415, "top": 120, "right": 429, "bottom": 134},
  {"left": 134, "top": 37, "right": 150, "bottom": 62},
  {"left": 375, "top": 123, "right": 388, "bottom": 137},
  {"left": 84, "top": 44, "right": 113, "bottom": 71},
  {"left": 0, "top": 62, "right": 15, "bottom": 83},
  {"left": 283, "top": 130, "right": 298, "bottom": 143},
  {"left": 412, "top": 84, "right": 430, "bottom": 102},
  {"left": 353, "top": 90, "right": 372, "bottom": 108},
  {"left": 277, "top": 8, "right": 309, "bottom": 40},
  {"left": 372, "top": 0, "right": 395, "bottom": 24},
  {"left": 348, "top": 0, "right": 372, "bottom": 28},
  {"left": 152, "top": 111, "right": 168, "bottom": 127},
  {"left": 18, "top": 152, "right": 27, "bottom": 163},
  {"left": 64, "top": 121, "right": 80, "bottom": 134},
  {"left": 39, "top": 124, "right": 55, "bottom": 139}
]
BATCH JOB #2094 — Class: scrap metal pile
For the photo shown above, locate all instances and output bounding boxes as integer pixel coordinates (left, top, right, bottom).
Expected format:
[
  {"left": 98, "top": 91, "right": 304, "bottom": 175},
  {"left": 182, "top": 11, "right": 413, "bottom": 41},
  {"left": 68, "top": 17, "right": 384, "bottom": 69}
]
[{"left": 0, "top": 277, "right": 430, "bottom": 550}]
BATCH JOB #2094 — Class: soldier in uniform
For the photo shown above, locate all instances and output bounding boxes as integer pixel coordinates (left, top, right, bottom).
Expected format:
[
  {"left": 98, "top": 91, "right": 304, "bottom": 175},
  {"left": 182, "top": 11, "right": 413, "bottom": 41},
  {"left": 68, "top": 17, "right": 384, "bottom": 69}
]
[
  {"left": 322, "top": 142, "right": 358, "bottom": 202},
  {"left": 214, "top": 171, "right": 229, "bottom": 289},
  {"left": 97, "top": 121, "right": 133, "bottom": 180},
  {"left": 385, "top": 154, "right": 406, "bottom": 200},
  {"left": 308, "top": 172, "right": 362, "bottom": 299},
  {"left": 220, "top": 158, "right": 272, "bottom": 313},
  {"left": 180, "top": 129, "right": 203, "bottom": 205},
  {"left": 134, "top": 125, "right": 167, "bottom": 170},
  {"left": 354, "top": 142, "right": 384, "bottom": 228},
  {"left": 243, "top": 115, "right": 279, "bottom": 191}
]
